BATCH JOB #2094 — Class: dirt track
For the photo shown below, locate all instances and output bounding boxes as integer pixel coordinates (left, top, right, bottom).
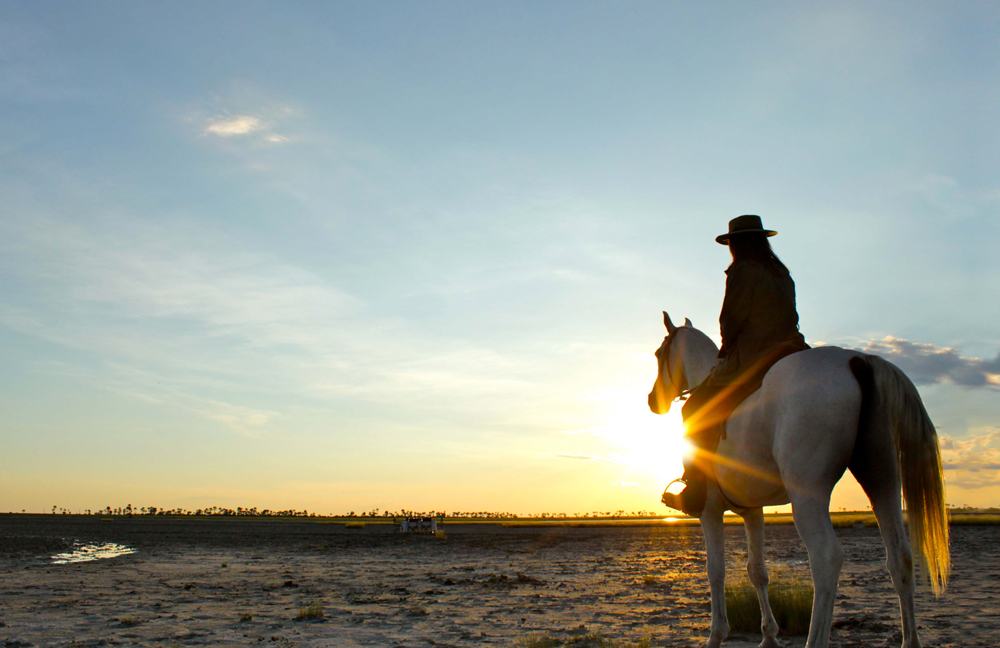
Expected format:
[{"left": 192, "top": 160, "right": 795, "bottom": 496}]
[{"left": 0, "top": 516, "right": 997, "bottom": 647}]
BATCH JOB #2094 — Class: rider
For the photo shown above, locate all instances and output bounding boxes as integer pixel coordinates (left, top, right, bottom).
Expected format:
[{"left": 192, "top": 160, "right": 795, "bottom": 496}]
[{"left": 661, "top": 215, "right": 809, "bottom": 516}]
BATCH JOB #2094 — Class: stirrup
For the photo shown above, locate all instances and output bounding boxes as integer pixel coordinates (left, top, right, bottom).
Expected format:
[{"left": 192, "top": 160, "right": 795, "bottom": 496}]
[
  {"left": 661, "top": 477, "right": 706, "bottom": 517},
  {"left": 661, "top": 478, "right": 688, "bottom": 511},
  {"left": 662, "top": 478, "right": 687, "bottom": 496}
]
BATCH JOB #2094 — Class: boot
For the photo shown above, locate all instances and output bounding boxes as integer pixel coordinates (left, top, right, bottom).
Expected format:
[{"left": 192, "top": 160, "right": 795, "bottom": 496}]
[{"left": 661, "top": 468, "right": 707, "bottom": 517}]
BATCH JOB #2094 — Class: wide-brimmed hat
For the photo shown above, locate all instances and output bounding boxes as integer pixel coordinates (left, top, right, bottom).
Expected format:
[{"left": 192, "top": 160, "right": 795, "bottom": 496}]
[{"left": 716, "top": 214, "right": 777, "bottom": 244}]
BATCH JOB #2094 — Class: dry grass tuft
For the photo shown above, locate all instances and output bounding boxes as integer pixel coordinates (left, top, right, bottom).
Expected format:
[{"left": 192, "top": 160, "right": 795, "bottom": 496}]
[
  {"left": 726, "top": 575, "right": 813, "bottom": 636},
  {"left": 295, "top": 603, "right": 324, "bottom": 621}
]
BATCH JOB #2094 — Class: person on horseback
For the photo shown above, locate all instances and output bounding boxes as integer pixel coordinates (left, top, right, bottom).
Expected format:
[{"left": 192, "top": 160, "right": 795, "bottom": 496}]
[{"left": 661, "top": 215, "right": 809, "bottom": 516}]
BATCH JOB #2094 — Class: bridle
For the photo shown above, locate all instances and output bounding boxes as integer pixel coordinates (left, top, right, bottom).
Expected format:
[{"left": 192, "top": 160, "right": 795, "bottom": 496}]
[{"left": 659, "top": 327, "right": 693, "bottom": 404}]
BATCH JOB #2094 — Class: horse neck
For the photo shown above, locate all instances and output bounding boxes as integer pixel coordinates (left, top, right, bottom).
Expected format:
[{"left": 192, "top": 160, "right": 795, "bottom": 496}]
[{"left": 681, "top": 329, "right": 720, "bottom": 386}]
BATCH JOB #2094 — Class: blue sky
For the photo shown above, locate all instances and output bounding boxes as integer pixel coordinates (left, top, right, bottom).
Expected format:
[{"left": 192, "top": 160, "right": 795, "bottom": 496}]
[{"left": 1, "top": 2, "right": 998, "bottom": 514}]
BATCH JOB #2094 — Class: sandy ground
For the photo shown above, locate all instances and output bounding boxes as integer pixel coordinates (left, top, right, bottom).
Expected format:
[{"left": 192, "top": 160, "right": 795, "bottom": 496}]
[{"left": 1, "top": 516, "right": 998, "bottom": 647}]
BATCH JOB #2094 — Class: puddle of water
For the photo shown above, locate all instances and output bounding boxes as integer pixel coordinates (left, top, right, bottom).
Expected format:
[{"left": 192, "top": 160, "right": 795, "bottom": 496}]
[{"left": 51, "top": 542, "right": 137, "bottom": 564}]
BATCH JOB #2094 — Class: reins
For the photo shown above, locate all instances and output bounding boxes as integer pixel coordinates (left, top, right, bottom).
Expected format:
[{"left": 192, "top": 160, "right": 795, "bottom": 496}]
[{"left": 662, "top": 328, "right": 693, "bottom": 403}]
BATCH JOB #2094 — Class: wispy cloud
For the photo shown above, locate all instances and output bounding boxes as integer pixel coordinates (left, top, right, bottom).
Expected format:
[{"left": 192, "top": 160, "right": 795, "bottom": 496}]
[
  {"left": 200, "top": 400, "right": 279, "bottom": 437},
  {"left": 548, "top": 451, "right": 624, "bottom": 464},
  {"left": 200, "top": 105, "right": 293, "bottom": 144},
  {"left": 204, "top": 114, "right": 263, "bottom": 136},
  {"left": 855, "top": 337, "right": 1000, "bottom": 388},
  {"left": 1, "top": 215, "right": 358, "bottom": 350},
  {"left": 552, "top": 452, "right": 603, "bottom": 461},
  {"left": 0, "top": 211, "right": 559, "bottom": 435}
]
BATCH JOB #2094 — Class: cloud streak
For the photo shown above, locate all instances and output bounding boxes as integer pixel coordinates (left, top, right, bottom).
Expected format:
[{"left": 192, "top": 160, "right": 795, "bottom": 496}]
[
  {"left": 855, "top": 337, "right": 1000, "bottom": 388},
  {"left": 204, "top": 115, "right": 263, "bottom": 136},
  {"left": 552, "top": 452, "right": 603, "bottom": 461},
  {"left": 0, "top": 211, "right": 562, "bottom": 437},
  {"left": 549, "top": 451, "right": 626, "bottom": 464},
  {"left": 201, "top": 108, "right": 292, "bottom": 144}
]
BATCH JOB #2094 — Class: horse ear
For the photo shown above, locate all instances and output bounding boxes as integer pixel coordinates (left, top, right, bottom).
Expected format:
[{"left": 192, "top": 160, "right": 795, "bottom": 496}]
[
  {"left": 684, "top": 318, "right": 693, "bottom": 328},
  {"left": 663, "top": 311, "right": 677, "bottom": 335}
]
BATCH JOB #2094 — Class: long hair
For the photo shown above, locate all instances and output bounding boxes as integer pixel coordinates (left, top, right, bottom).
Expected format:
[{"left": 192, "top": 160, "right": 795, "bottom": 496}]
[{"left": 728, "top": 233, "right": 789, "bottom": 276}]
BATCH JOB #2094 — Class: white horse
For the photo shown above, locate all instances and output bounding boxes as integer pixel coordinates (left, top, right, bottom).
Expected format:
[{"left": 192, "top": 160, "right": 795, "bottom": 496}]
[{"left": 648, "top": 312, "right": 949, "bottom": 648}]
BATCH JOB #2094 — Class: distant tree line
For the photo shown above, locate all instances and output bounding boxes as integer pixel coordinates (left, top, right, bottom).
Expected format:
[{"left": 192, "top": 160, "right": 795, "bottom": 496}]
[
  {"left": 45, "top": 504, "right": 664, "bottom": 518},
  {"left": 68, "top": 505, "right": 317, "bottom": 517}
]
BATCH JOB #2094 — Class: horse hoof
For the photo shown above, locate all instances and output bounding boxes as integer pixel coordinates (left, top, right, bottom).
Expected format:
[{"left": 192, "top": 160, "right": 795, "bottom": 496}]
[{"left": 759, "top": 638, "right": 783, "bottom": 648}]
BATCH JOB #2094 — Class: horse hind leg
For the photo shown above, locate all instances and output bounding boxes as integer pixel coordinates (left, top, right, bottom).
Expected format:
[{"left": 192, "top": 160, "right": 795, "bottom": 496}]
[
  {"left": 851, "top": 451, "right": 921, "bottom": 647},
  {"left": 743, "top": 508, "right": 782, "bottom": 648},
  {"left": 869, "top": 487, "right": 921, "bottom": 648},
  {"left": 790, "top": 496, "right": 843, "bottom": 648}
]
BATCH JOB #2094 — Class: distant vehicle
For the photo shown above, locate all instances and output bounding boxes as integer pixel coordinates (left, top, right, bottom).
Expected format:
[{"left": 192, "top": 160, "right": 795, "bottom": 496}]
[{"left": 398, "top": 517, "right": 439, "bottom": 533}]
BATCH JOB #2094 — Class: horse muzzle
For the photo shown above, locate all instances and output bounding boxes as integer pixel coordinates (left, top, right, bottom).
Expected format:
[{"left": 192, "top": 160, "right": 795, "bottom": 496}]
[{"left": 648, "top": 388, "right": 671, "bottom": 415}]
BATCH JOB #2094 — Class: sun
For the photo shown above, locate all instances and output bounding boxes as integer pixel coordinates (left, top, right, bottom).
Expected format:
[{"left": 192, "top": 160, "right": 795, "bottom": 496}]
[{"left": 600, "top": 392, "right": 690, "bottom": 484}]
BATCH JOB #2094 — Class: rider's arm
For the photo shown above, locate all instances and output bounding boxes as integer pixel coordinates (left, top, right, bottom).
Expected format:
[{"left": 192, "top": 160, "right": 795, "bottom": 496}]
[{"left": 718, "top": 260, "right": 757, "bottom": 357}]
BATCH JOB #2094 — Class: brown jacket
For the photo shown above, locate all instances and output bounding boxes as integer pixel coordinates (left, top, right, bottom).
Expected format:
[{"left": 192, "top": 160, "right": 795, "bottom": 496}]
[{"left": 708, "top": 258, "right": 808, "bottom": 386}]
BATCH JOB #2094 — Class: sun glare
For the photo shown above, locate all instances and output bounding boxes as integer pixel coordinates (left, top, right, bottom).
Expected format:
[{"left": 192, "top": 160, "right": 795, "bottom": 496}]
[{"left": 601, "top": 393, "right": 689, "bottom": 484}]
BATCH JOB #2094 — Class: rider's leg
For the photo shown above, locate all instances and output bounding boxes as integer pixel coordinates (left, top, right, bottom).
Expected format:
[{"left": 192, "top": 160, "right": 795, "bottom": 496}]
[
  {"left": 662, "top": 428, "right": 715, "bottom": 516},
  {"left": 663, "top": 386, "right": 726, "bottom": 515}
]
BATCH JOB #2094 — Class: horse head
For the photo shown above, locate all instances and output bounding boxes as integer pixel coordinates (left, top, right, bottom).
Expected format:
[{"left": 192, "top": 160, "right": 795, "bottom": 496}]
[{"left": 648, "top": 311, "right": 693, "bottom": 415}]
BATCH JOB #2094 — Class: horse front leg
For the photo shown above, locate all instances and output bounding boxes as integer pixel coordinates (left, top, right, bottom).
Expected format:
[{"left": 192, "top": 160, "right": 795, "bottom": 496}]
[
  {"left": 743, "top": 507, "right": 782, "bottom": 648},
  {"left": 701, "top": 492, "right": 729, "bottom": 648}
]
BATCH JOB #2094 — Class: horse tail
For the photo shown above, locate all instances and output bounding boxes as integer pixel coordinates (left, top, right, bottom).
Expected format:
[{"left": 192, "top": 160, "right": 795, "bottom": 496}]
[{"left": 849, "top": 354, "right": 950, "bottom": 595}]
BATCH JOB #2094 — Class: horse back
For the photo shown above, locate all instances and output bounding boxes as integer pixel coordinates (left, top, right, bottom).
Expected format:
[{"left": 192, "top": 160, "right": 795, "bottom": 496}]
[{"left": 718, "top": 346, "right": 864, "bottom": 506}]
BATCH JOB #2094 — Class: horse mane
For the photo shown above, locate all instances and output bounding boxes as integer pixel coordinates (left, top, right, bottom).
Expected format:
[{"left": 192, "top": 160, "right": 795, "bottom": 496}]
[{"left": 682, "top": 325, "right": 718, "bottom": 351}]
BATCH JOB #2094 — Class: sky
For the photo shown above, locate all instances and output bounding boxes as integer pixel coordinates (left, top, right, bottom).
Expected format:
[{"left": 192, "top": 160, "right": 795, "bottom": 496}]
[{"left": 1, "top": 2, "right": 997, "bottom": 515}]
